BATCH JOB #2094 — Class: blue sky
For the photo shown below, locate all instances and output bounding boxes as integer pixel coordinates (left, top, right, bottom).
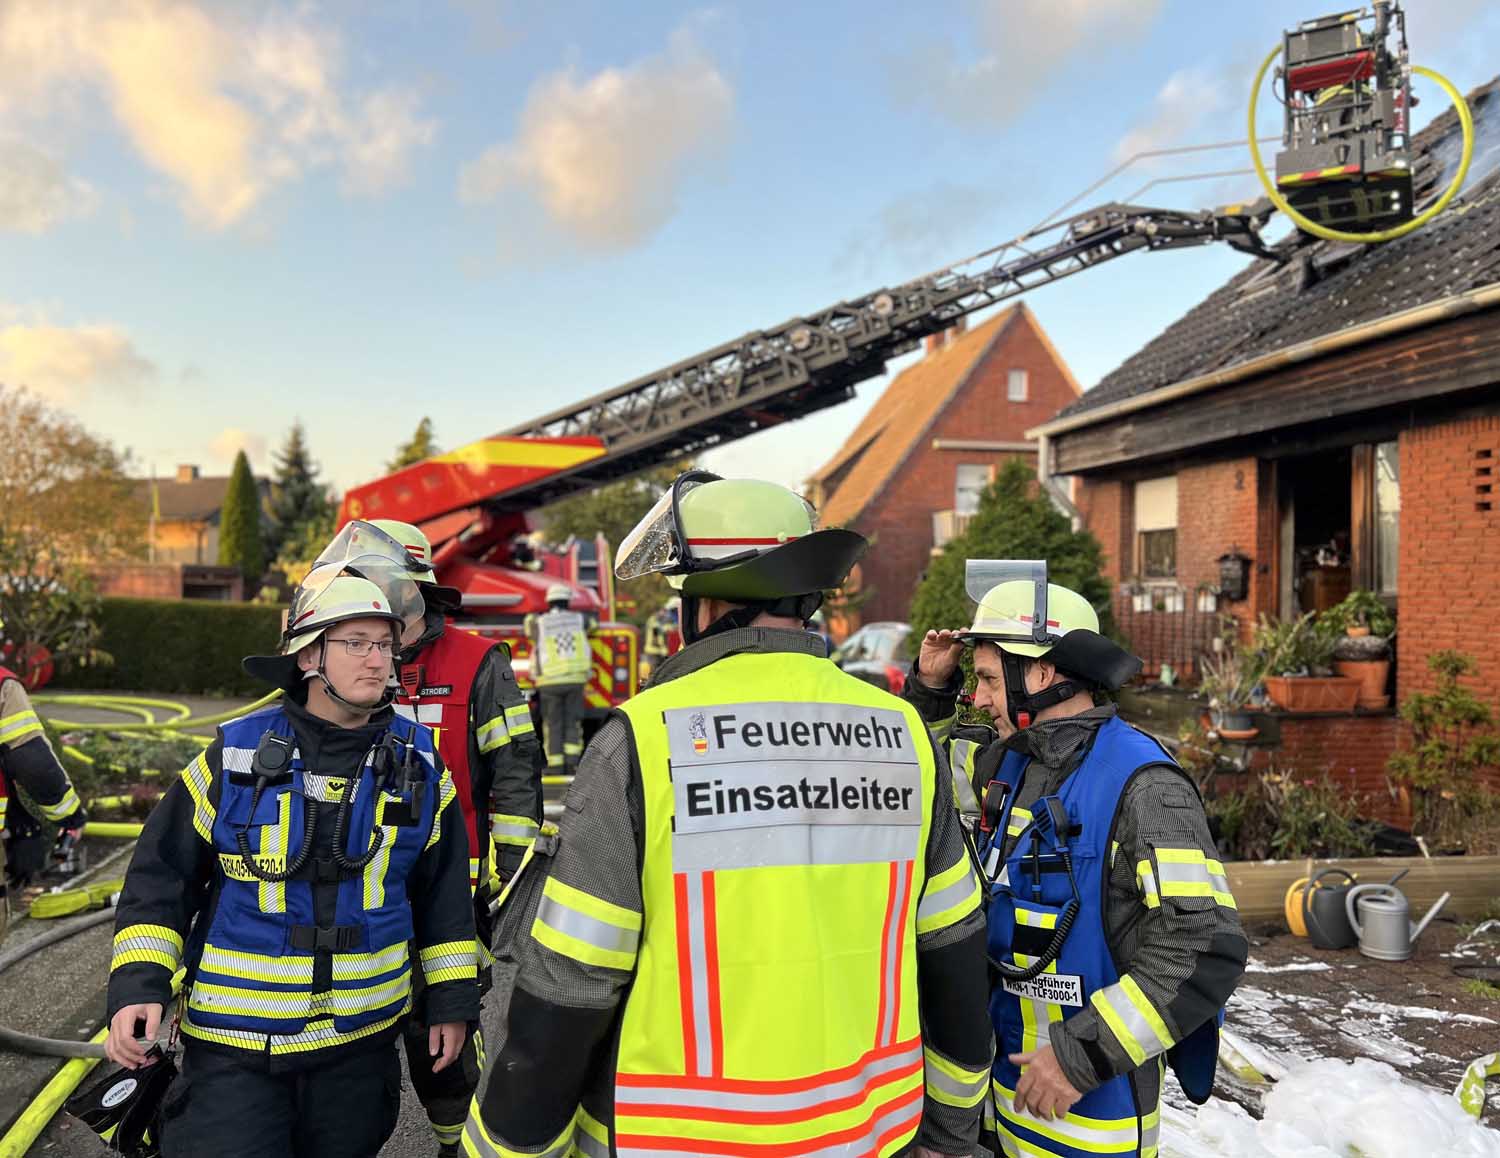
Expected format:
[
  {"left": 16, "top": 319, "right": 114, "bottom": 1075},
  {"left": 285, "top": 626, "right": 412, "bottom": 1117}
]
[{"left": 2, "top": 0, "right": 1496, "bottom": 498}]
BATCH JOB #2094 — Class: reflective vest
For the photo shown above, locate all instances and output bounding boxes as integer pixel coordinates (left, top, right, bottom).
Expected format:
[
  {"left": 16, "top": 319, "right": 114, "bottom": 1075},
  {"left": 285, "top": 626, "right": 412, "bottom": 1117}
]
[
  {"left": 607, "top": 651, "right": 939, "bottom": 1158},
  {"left": 181, "top": 706, "right": 440, "bottom": 1051},
  {"left": 530, "top": 610, "right": 590, "bottom": 686},
  {"left": 980, "top": 715, "right": 1222, "bottom": 1158},
  {"left": 395, "top": 626, "right": 498, "bottom": 891}
]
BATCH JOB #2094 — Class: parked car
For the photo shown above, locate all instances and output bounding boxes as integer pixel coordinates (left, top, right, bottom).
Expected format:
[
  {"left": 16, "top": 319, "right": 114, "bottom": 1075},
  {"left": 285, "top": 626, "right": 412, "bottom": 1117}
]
[{"left": 832, "top": 622, "right": 912, "bottom": 695}]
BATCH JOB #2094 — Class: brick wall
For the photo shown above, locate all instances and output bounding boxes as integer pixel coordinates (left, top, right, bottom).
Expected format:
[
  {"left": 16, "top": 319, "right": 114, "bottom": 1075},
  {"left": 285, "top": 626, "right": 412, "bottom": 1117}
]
[
  {"left": 1074, "top": 479, "right": 1129, "bottom": 581},
  {"left": 1246, "top": 714, "right": 1406, "bottom": 824},
  {"left": 855, "top": 306, "right": 1081, "bottom": 623},
  {"left": 1397, "top": 415, "right": 1500, "bottom": 706},
  {"left": 93, "top": 564, "right": 182, "bottom": 599}
]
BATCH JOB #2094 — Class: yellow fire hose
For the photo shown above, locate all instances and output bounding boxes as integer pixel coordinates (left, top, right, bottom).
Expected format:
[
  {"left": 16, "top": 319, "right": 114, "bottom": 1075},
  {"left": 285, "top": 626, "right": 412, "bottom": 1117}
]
[
  {"left": 1250, "top": 48, "right": 1474, "bottom": 244},
  {"left": 32, "top": 690, "right": 280, "bottom": 733}
]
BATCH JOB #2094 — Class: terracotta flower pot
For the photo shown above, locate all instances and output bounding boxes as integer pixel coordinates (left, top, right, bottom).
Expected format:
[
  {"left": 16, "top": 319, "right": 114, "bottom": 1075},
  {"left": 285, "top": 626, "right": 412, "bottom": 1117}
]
[
  {"left": 1346, "top": 626, "right": 1371, "bottom": 638},
  {"left": 1335, "top": 658, "right": 1392, "bottom": 709},
  {"left": 1263, "top": 675, "right": 1361, "bottom": 713}
]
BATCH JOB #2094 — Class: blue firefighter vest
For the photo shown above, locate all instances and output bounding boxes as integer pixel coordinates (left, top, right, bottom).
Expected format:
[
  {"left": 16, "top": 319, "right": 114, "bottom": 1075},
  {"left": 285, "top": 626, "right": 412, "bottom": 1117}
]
[
  {"left": 980, "top": 715, "right": 1220, "bottom": 1158},
  {"left": 183, "top": 706, "right": 440, "bottom": 1044}
]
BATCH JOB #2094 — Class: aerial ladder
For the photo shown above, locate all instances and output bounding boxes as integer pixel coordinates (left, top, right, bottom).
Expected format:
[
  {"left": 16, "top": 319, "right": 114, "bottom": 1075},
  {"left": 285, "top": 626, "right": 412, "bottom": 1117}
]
[{"left": 338, "top": 1, "right": 1469, "bottom": 717}]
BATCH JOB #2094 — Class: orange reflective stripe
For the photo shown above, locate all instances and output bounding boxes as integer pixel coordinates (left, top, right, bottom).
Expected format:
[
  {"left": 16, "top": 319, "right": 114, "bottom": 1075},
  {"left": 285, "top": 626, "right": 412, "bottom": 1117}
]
[
  {"left": 674, "top": 871, "right": 723, "bottom": 1077},
  {"left": 874, "top": 860, "right": 915, "bottom": 1048},
  {"left": 615, "top": 1082, "right": 922, "bottom": 1156}
]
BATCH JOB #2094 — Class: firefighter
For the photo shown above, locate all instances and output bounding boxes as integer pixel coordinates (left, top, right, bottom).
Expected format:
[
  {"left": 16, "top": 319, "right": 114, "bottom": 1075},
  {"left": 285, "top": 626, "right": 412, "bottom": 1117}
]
[
  {"left": 104, "top": 570, "right": 479, "bottom": 1158},
  {"left": 0, "top": 622, "right": 87, "bottom": 939},
  {"left": 638, "top": 596, "right": 678, "bottom": 682},
  {"left": 523, "top": 584, "right": 592, "bottom": 774},
  {"left": 463, "top": 471, "right": 994, "bottom": 1158},
  {"left": 906, "top": 561, "right": 1247, "bottom": 1158},
  {"left": 354, "top": 517, "right": 542, "bottom": 1156}
]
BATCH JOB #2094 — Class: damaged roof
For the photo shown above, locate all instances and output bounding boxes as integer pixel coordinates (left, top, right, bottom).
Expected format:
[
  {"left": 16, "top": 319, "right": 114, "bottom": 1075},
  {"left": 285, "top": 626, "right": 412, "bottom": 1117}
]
[{"left": 1058, "top": 74, "right": 1500, "bottom": 420}]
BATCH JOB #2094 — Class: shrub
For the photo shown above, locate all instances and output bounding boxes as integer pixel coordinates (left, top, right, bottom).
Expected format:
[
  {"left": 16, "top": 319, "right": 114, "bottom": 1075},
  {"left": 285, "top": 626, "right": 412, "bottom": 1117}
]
[
  {"left": 49, "top": 597, "right": 286, "bottom": 696},
  {"left": 1387, "top": 649, "right": 1500, "bottom": 848}
]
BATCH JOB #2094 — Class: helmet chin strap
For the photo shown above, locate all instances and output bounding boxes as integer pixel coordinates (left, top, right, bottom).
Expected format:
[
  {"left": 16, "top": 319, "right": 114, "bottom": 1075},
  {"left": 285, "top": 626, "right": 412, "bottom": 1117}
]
[
  {"left": 311, "top": 638, "right": 397, "bottom": 714},
  {"left": 1000, "top": 650, "right": 1082, "bottom": 730}
]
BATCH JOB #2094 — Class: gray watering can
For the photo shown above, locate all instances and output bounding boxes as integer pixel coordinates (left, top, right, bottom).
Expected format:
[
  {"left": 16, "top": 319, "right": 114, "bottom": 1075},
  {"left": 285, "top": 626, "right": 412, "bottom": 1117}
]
[
  {"left": 1301, "top": 868, "right": 1361, "bottom": 950},
  {"left": 1345, "top": 880, "right": 1451, "bottom": 961}
]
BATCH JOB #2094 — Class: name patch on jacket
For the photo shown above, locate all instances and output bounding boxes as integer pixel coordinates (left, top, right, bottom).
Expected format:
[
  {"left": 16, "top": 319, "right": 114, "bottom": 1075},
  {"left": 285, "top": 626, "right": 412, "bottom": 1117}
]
[
  {"left": 1002, "top": 972, "right": 1085, "bottom": 1008},
  {"left": 417, "top": 684, "right": 453, "bottom": 698},
  {"left": 664, "top": 702, "right": 922, "bottom": 871}
]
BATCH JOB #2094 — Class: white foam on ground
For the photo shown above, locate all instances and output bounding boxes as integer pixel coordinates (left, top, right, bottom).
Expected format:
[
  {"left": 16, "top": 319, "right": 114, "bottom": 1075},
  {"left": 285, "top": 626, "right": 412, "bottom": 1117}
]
[
  {"left": 1244, "top": 958, "right": 1334, "bottom": 974},
  {"left": 1162, "top": 1058, "right": 1500, "bottom": 1157},
  {"left": 1343, "top": 997, "right": 1498, "bottom": 1026}
]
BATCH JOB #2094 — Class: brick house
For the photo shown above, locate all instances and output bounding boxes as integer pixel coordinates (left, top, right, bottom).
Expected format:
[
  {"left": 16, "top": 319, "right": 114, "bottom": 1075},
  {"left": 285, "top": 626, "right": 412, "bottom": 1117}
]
[
  {"left": 93, "top": 464, "right": 270, "bottom": 600},
  {"left": 808, "top": 304, "right": 1082, "bottom": 627},
  {"left": 1030, "top": 77, "right": 1500, "bottom": 811}
]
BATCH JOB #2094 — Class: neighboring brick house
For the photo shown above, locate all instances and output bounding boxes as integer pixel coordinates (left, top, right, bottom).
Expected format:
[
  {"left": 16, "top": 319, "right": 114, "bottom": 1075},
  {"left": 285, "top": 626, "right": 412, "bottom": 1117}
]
[
  {"left": 808, "top": 304, "right": 1082, "bottom": 627},
  {"left": 93, "top": 464, "right": 269, "bottom": 600},
  {"left": 1030, "top": 77, "right": 1500, "bottom": 813}
]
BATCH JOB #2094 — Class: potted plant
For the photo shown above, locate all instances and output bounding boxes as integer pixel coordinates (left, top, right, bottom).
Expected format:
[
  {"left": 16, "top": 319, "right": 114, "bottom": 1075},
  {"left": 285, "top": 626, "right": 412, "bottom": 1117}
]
[
  {"left": 1253, "top": 612, "right": 1360, "bottom": 713},
  {"left": 1322, "top": 590, "right": 1395, "bottom": 710},
  {"left": 1197, "top": 618, "right": 1264, "bottom": 739}
]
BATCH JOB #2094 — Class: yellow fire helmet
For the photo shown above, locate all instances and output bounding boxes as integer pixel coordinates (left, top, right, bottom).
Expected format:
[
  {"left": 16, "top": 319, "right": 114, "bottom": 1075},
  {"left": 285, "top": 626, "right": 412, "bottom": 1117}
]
[
  {"left": 616, "top": 470, "right": 866, "bottom": 642},
  {"left": 960, "top": 559, "right": 1141, "bottom": 697},
  {"left": 243, "top": 570, "right": 407, "bottom": 694}
]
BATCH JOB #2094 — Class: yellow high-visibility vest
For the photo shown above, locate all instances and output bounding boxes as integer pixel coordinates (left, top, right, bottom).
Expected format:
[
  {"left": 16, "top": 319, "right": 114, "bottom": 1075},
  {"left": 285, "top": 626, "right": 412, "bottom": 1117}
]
[
  {"left": 530, "top": 610, "right": 592, "bottom": 685},
  {"left": 611, "top": 650, "right": 942, "bottom": 1157}
]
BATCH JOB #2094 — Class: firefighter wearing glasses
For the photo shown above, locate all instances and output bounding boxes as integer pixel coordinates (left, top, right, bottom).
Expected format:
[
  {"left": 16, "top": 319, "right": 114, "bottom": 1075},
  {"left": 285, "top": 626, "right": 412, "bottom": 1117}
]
[
  {"left": 906, "top": 561, "right": 1246, "bottom": 1158},
  {"left": 105, "top": 569, "right": 478, "bottom": 1158},
  {"left": 464, "top": 472, "right": 994, "bottom": 1158},
  {"left": 348, "top": 518, "right": 542, "bottom": 1156},
  {"left": 1, "top": 616, "right": 87, "bottom": 938}
]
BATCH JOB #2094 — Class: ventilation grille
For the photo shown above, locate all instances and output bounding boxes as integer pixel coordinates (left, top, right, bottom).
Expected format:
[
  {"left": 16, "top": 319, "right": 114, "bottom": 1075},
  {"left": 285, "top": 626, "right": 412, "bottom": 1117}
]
[{"left": 1478, "top": 447, "right": 1495, "bottom": 513}]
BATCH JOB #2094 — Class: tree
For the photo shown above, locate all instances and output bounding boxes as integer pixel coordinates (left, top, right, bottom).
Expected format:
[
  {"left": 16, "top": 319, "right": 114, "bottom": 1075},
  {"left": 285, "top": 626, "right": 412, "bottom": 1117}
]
[
  {"left": 388, "top": 417, "right": 439, "bottom": 472},
  {"left": 0, "top": 385, "right": 143, "bottom": 560},
  {"left": 539, "top": 463, "right": 692, "bottom": 626},
  {"left": 0, "top": 529, "right": 110, "bottom": 686},
  {"left": 266, "top": 503, "right": 339, "bottom": 595},
  {"left": 217, "top": 450, "right": 265, "bottom": 588},
  {"left": 265, "top": 421, "right": 334, "bottom": 559},
  {"left": 907, "top": 458, "right": 1113, "bottom": 653}
]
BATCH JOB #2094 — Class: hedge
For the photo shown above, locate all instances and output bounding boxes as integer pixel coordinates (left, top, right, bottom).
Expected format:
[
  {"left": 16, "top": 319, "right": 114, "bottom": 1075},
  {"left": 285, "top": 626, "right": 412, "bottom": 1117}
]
[{"left": 51, "top": 597, "right": 287, "bottom": 696}]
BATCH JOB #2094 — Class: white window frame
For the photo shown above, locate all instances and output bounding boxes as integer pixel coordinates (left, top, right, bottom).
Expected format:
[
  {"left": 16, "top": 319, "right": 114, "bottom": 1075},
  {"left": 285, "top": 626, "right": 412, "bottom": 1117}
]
[{"left": 1007, "top": 368, "right": 1028, "bottom": 402}]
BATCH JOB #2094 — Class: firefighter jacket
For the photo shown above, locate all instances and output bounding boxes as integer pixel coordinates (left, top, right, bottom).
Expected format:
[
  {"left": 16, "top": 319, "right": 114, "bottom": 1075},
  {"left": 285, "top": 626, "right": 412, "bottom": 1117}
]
[
  {"left": 107, "top": 696, "right": 479, "bottom": 1071},
  {"left": 0, "top": 666, "right": 85, "bottom": 835},
  {"left": 465, "top": 627, "right": 995, "bottom": 1158},
  {"left": 395, "top": 621, "right": 542, "bottom": 885},
  {"left": 904, "top": 666, "right": 1247, "bottom": 1158},
  {"left": 524, "top": 609, "right": 591, "bottom": 687}
]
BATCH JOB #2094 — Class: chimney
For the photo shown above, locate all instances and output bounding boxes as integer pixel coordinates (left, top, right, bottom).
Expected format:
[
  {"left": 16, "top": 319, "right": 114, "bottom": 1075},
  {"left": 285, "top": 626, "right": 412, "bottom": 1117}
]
[
  {"left": 176, "top": 464, "right": 200, "bottom": 483},
  {"left": 923, "top": 315, "right": 969, "bottom": 357}
]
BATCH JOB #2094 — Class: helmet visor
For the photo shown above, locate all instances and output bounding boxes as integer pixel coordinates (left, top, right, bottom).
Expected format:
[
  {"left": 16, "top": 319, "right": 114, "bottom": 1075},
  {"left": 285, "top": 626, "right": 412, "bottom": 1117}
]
[
  {"left": 314, "top": 521, "right": 430, "bottom": 578},
  {"left": 615, "top": 471, "right": 721, "bottom": 581},
  {"left": 965, "top": 559, "right": 1056, "bottom": 647},
  {"left": 287, "top": 561, "right": 426, "bottom": 650}
]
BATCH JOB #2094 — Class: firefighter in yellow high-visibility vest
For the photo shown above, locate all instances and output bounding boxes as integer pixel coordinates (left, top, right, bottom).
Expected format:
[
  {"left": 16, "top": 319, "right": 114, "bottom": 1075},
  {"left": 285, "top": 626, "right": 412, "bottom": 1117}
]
[
  {"left": 523, "top": 585, "right": 592, "bottom": 774},
  {"left": 464, "top": 472, "right": 994, "bottom": 1158}
]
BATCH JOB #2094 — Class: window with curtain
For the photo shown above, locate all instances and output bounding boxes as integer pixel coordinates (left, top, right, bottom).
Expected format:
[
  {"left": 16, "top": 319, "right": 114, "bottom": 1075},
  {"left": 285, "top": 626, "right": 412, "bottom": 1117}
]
[
  {"left": 1134, "top": 476, "right": 1178, "bottom": 579},
  {"left": 955, "top": 464, "right": 990, "bottom": 515},
  {"left": 1007, "top": 369, "right": 1028, "bottom": 401}
]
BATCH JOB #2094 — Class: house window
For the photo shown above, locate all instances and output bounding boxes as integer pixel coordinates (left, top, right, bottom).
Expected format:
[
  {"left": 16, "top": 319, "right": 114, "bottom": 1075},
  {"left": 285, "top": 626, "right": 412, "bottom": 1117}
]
[
  {"left": 1134, "top": 476, "right": 1178, "bottom": 579},
  {"left": 1374, "top": 440, "right": 1399, "bottom": 595},
  {"left": 955, "top": 464, "right": 990, "bottom": 515},
  {"left": 1007, "top": 369, "right": 1028, "bottom": 402}
]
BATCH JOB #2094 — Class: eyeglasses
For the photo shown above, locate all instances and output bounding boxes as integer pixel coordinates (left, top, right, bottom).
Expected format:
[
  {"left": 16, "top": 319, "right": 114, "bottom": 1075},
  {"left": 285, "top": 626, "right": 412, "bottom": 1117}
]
[{"left": 324, "top": 637, "right": 396, "bottom": 658}]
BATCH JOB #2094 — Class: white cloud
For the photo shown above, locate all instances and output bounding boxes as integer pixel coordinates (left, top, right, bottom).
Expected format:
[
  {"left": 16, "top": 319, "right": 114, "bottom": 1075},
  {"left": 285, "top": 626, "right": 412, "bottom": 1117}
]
[
  {"left": 0, "top": 139, "right": 98, "bottom": 232},
  {"left": 1114, "top": 69, "right": 1226, "bottom": 163},
  {"left": 0, "top": 1, "right": 437, "bottom": 230},
  {"left": 209, "top": 426, "right": 269, "bottom": 469},
  {"left": 0, "top": 315, "right": 156, "bottom": 399},
  {"left": 893, "top": 0, "right": 1165, "bottom": 128},
  {"left": 459, "top": 26, "right": 733, "bottom": 251}
]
